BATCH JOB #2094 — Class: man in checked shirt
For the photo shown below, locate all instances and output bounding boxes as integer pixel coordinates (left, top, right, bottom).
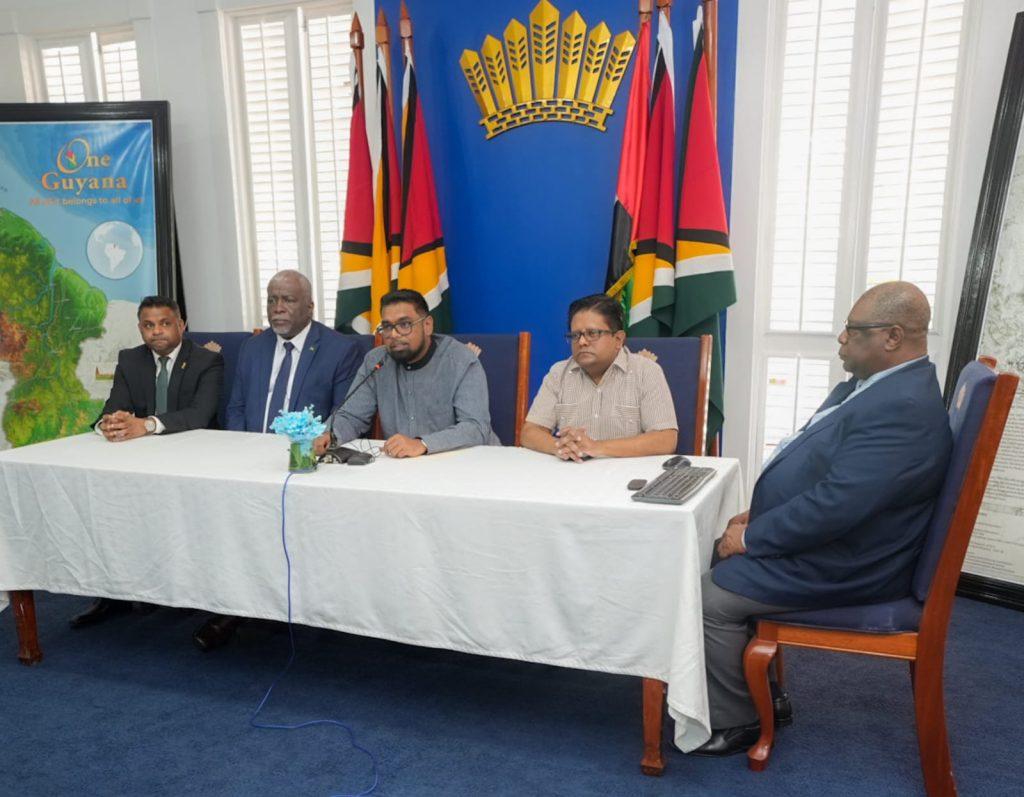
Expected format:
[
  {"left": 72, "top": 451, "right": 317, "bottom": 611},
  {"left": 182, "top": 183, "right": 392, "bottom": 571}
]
[{"left": 521, "top": 294, "right": 678, "bottom": 462}]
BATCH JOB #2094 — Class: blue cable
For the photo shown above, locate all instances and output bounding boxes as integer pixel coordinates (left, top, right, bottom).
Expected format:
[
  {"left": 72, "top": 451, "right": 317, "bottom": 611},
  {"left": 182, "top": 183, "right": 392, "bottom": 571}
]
[{"left": 249, "top": 472, "right": 379, "bottom": 797}]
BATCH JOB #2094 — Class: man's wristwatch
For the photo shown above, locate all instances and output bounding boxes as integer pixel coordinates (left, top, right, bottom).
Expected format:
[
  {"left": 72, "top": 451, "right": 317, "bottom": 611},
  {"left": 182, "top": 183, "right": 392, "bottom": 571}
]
[{"left": 144, "top": 417, "right": 157, "bottom": 435}]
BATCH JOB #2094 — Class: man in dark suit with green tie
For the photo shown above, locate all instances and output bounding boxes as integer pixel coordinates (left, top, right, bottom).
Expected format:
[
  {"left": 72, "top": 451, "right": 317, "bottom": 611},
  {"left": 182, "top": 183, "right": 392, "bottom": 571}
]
[{"left": 71, "top": 295, "right": 224, "bottom": 628}]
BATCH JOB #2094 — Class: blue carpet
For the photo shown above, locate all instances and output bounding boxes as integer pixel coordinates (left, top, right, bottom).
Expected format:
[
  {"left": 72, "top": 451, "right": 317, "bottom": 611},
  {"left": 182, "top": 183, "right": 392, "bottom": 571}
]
[{"left": 1, "top": 593, "right": 1021, "bottom": 796}]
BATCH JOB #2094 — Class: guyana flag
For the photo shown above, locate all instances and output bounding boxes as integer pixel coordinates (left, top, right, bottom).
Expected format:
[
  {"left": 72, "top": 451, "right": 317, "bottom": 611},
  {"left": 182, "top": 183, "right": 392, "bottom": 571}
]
[
  {"left": 398, "top": 33, "right": 451, "bottom": 330},
  {"left": 604, "top": 14, "right": 650, "bottom": 321},
  {"left": 625, "top": 6, "right": 676, "bottom": 336},
  {"left": 335, "top": 15, "right": 374, "bottom": 333},
  {"left": 672, "top": 22, "right": 737, "bottom": 448},
  {"left": 369, "top": 11, "right": 403, "bottom": 330}
]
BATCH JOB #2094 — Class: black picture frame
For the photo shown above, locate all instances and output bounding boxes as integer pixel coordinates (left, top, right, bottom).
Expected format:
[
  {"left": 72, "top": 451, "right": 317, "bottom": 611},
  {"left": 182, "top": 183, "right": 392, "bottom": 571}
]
[
  {"left": 0, "top": 101, "right": 176, "bottom": 299},
  {"left": 946, "top": 13, "right": 1024, "bottom": 612}
]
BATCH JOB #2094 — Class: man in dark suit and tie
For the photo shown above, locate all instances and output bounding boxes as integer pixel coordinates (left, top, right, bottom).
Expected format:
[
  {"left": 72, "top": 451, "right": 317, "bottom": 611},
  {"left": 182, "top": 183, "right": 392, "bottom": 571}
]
[
  {"left": 70, "top": 295, "right": 224, "bottom": 628},
  {"left": 690, "top": 282, "right": 953, "bottom": 756},
  {"left": 224, "top": 269, "right": 361, "bottom": 432},
  {"left": 194, "top": 268, "right": 361, "bottom": 650}
]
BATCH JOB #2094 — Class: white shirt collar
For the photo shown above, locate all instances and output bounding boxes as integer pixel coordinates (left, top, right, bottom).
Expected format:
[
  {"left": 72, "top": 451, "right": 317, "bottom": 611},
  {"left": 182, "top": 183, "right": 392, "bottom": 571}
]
[
  {"left": 276, "top": 321, "right": 312, "bottom": 354},
  {"left": 151, "top": 342, "right": 183, "bottom": 369},
  {"left": 855, "top": 355, "right": 928, "bottom": 391}
]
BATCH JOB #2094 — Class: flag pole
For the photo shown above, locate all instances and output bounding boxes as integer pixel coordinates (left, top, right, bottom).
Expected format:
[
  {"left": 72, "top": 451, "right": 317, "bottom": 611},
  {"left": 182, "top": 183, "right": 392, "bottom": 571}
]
[
  {"left": 351, "top": 13, "right": 364, "bottom": 98},
  {"left": 657, "top": 0, "right": 671, "bottom": 24},
  {"left": 702, "top": 0, "right": 718, "bottom": 129},
  {"left": 376, "top": 8, "right": 393, "bottom": 88},
  {"left": 399, "top": 0, "right": 413, "bottom": 57}
]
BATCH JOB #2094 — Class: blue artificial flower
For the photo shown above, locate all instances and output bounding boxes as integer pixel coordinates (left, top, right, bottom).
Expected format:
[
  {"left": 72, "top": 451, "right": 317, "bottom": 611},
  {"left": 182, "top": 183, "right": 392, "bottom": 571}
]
[{"left": 269, "top": 406, "right": 327, "bottom": 445}]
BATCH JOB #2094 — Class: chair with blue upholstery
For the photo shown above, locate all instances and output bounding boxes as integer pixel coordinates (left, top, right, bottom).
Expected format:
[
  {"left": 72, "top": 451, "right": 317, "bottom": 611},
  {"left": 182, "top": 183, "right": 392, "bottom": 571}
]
[
  {"left": 185, "top": 330, "right": 258, "bottom": 428},
  {"left": 627, "top": 335, "right": 713, "bottom": 455},
  {"left": 449, "top": 333, "right": 531, "bottom": 446},
  {"left": 742, "top": 358, "right": 1019, "bottom": 796}
]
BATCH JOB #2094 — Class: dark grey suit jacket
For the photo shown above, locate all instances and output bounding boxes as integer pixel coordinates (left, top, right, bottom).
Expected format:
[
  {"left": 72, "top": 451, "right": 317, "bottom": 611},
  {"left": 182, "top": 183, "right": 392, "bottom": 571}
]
[{"left": 97, "top": 339, "right": 224, "bottom": 433}]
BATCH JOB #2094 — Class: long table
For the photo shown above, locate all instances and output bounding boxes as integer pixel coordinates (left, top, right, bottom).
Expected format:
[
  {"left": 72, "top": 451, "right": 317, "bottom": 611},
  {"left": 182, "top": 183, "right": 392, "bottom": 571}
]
[{"left": 0, "top": 431, "right": 743, "bottom": 774}]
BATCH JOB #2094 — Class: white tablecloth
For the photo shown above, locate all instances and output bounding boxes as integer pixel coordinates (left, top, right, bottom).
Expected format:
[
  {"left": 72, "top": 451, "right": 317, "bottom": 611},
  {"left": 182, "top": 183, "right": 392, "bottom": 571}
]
[{"left": 0, "top": 431, "right": 743, "bottom": 750}]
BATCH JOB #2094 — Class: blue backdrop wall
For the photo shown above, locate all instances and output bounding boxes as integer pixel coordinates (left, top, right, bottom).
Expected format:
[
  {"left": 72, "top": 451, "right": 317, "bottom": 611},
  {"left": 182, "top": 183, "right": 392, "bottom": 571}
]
[{"left": 379, "top": 0, "right": 737, "bottom": 391}]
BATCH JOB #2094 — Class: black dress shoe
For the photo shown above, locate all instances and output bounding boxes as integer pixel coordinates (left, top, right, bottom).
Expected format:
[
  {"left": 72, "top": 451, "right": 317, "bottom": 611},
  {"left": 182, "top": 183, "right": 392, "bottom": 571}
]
[
  {"left": 689, "top": 721, "right": 761, "bottom": 757},
  {"left": 772, "top": 685, "right": 793, "bottom": 727},
  {"left": 193, "top": 614, "right": 243, "bottom": 652},
  {"left": 69, "top": 598, "right": 131, "bottom": 629}
]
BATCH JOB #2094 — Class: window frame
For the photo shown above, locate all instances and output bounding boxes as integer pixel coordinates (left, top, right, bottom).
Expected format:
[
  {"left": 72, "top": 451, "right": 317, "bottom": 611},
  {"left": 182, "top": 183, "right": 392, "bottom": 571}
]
[
  {"left": 730, "top": 0, "right": 978, "bottom": 484},
  {"left": 222, "top": 0, "right": 353, "bottom": 330}
]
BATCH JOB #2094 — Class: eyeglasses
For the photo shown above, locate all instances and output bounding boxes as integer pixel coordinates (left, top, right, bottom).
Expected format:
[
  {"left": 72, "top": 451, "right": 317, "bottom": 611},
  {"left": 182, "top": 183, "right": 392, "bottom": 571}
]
[
  {"left": 565, "top": 329, "right": 615, "bottom": 343},
  {"left": 842, "top": 321, "right": 895, "bottom": 335},
  {"left": 376, "top": 316, "right": 428, "bottom": 337}
]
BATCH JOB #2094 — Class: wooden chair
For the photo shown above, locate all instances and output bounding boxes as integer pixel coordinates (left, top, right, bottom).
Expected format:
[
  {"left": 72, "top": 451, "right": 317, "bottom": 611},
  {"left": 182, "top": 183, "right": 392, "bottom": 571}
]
[
  {"left": 742, "top": 359, "right": 1019, "bottom": 796},
  {"left": 626, "top": 335, "right": 712, "bottom": 455}
]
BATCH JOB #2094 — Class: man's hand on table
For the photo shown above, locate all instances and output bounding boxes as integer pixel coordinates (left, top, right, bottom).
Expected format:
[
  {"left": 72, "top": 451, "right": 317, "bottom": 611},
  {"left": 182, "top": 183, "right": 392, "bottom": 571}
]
[
  {"left": 100, "top": 411, "right": 147, "bottom": 442},
  {"left": 554, "top": 426, "right": 601, "bottom": 462},
  {"left": 313, "top": 431, "right": 331, "bottom": 457},
  {"left": 383, "top": 434, "right": 427, "bottom": 458}
]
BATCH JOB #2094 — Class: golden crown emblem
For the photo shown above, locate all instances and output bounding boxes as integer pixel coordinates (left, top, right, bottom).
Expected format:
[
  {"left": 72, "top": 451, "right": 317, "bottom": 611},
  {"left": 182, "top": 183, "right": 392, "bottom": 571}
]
[{"left": 460, "top": 0, "right": 637, "bottom": 139}]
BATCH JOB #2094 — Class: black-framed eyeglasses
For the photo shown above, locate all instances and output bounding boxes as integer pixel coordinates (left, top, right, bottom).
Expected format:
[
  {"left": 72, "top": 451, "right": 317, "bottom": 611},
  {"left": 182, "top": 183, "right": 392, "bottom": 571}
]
[
  {"left": 842, "top": 321, "right": 895, "bottom": 335},
  {"left": 376, "top": 316, "right": 428, "bottom": 337},
  {"left": 565, "top": 328, "right": 615, "bottom": 343}
]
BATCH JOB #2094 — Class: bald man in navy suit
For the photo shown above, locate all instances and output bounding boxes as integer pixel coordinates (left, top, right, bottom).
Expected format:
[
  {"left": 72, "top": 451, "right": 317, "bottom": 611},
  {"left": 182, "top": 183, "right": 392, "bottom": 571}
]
[
  {"left": 690, "top": 282, "right": 952, "bottom": 757},
  {"left": 195, "top": 269, "right": 361, "bottom": 651}
]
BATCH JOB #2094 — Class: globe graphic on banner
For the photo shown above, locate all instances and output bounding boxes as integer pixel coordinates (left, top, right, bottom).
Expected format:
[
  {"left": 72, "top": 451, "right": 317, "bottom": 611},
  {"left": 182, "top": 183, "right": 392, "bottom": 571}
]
[{"left": 86, "top": 221, "right": 144, "bottom": 280}]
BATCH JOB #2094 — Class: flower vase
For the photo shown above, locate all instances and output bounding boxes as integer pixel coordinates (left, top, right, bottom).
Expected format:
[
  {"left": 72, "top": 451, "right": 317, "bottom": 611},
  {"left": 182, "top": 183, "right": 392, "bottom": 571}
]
[{"left": 288, "top": 440, "right": 317, "bottom": 473}]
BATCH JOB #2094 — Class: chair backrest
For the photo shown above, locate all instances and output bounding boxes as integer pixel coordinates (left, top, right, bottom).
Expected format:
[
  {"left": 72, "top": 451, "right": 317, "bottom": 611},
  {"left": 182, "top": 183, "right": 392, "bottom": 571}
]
[
  {"left": 185, "top": 331, "right": 255, "bottom": 428},
  {"left": 449, "top": 333, "right": 531, "bottom": 446},
  {"left": 626, "top": 335, "right": 712, "bottom": 455},
  {"left": 912, "top": 360, "right": 1018, "bottom": 612}
]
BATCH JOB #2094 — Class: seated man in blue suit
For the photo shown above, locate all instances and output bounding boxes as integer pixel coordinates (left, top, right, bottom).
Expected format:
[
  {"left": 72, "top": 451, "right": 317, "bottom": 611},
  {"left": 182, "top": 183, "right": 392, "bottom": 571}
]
[
  {"left": 194, "top": 268, "right": 361, "bottom": 651},
  {"left": 224, "top": 269, "right": 361, "bottom": 432},
  {"left": 690, "top": 282, "right": 952, "bottom": 756}
]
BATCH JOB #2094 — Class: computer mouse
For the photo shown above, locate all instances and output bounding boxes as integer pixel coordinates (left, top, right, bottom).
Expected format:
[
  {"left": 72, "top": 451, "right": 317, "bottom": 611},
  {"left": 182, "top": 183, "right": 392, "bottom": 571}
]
[{"left": 662, "top": 455, "right": 691, "bottom": 469}]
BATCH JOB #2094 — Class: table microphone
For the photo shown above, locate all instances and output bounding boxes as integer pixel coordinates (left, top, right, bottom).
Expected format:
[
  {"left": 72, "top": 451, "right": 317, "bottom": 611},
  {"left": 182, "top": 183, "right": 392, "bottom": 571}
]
[{"left": 320, "top": 357, "right": 386, "bottom": 464}]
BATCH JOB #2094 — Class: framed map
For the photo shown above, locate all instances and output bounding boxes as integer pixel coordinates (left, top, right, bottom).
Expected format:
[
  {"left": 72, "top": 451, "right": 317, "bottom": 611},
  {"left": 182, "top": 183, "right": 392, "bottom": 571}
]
[
  {"left": 0, "top": 102, "right": 173, "bottom": 450},
  {"left": 946, "top": 14, "right": 1024, "bottom": 611}
]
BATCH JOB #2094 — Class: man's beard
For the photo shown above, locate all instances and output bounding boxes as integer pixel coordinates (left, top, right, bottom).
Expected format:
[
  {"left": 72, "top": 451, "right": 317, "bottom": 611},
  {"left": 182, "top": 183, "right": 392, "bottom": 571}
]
[{"left": 387, "top": 339, "right": 426, "bottom": 363}]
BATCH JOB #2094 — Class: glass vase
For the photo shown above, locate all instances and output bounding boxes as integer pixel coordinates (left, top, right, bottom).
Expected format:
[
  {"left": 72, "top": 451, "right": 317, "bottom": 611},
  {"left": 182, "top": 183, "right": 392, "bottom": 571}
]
[{"left": 288, "top": 440, "right": 317, "bottom": 473}]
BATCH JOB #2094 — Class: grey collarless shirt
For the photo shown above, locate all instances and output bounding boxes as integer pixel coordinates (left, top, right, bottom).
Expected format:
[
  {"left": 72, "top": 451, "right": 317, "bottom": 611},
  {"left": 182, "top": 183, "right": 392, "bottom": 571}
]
[{"left": 331, "top": 335, "right": 500, "bottom": 452}]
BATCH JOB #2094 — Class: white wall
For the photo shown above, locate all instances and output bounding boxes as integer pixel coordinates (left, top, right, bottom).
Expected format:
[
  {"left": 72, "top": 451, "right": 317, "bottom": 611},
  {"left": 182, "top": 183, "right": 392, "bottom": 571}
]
[
  {"left": 0, "top": 0, "right": 372, "bottom": 332},
  {"left": 726, "top": 0, "right": 1024, "bottom": 487}
]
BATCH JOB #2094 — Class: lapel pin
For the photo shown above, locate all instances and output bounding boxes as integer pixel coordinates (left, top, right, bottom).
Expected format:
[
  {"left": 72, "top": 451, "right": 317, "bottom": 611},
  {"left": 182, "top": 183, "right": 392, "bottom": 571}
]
[{"left": 180, "top": 361, "right": 188, "bottom": 370}]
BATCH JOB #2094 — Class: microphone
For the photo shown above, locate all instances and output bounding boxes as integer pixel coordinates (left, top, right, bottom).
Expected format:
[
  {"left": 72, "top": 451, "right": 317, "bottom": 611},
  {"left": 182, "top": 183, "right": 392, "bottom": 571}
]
[{"left": 321, "top": 357, "right": 385, "bottom": 464}]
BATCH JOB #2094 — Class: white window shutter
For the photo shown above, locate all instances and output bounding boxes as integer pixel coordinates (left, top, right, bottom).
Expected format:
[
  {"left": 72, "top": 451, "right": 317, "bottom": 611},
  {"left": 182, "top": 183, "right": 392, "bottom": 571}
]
[
  {"left": 865, "top": 0, "right": 965, "bottom": 310},
  {"left": 239, "top": 18, "right": 301, "bottom": 312},
  {"left": 305, "top": 11, "right": 355, "bottom": 330},
  {"left": 41, "top": 44, "right": 88, "bottom": 102},
  {"left": 99, "top": 36, "right": 142, "bottom": 101}
]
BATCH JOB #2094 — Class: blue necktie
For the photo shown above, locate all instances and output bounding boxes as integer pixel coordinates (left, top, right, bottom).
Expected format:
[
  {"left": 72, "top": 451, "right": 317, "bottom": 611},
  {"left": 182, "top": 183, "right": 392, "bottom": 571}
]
[
  {"left": 155, "top": 356, "right": 169, "bottom": 414},
  {"left": 265, "top": 341, "right": 295, "bottom": 432}
]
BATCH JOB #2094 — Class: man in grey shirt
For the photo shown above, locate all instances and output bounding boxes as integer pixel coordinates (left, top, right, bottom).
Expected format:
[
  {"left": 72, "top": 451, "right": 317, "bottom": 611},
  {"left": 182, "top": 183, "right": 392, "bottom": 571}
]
[{"left": 315, "top": 289, "right": 499, "bottom": 458}]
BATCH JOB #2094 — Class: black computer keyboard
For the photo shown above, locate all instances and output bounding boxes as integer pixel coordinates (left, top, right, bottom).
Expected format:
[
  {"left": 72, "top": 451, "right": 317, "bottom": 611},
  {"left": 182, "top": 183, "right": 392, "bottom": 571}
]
[{"left": 631, "top": 467, "right": 716, "bottom": 505}]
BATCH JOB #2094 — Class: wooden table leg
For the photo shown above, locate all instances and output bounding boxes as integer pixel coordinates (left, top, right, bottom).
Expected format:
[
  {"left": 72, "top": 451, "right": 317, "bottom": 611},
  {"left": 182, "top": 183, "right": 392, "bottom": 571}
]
[
  {"left": 11, "top": 590, "right": 43, "bottom": 665},
  {"left": 641, "top": 677, "right": 666, "bottom": 776}
]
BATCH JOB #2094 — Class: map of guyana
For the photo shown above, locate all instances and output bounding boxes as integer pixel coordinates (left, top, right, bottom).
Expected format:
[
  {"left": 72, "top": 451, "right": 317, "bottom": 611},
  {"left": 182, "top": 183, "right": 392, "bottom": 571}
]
[{"left": 0, "top": 208, "right": 107, "bottom": 447}]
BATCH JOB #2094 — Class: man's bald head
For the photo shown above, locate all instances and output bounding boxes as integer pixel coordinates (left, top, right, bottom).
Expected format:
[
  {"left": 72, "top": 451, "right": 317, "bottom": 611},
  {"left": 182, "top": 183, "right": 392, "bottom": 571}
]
[
  {"left": 839, "top": 281, "right": 930, "bottom": 380},
  {"left": 858, "top": 281, "right": 930, "bottom": 337},
  {"left": 266, "top": 269, "right": 314, "bottom": 339}
]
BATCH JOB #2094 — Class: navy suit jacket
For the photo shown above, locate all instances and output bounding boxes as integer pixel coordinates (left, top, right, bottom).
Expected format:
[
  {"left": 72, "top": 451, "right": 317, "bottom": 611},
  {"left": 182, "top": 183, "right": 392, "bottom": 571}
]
[
  {"left": 713, "top": 358, "right": 952, "bottom": 608},
  {"left": 225, "top": 321, "right": 361, "bottom": 432},
  {"left": 97, "top": 339, "right": 223, "bottom": 433}
]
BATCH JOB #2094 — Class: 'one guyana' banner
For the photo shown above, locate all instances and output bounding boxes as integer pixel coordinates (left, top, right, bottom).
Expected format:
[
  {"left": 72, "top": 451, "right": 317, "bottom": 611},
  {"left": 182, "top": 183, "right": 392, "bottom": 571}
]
[
  {"left": 624, "top": 7, "right": 675, "bottom": 336},
  {"left": 336, "top": 34, "right": 375, "bottom": 334},
  {"left": 399, "top": 37, "right": 450, "bottom": 330},
  {"left": 604, "top": 13, "right": 650, "bottom": 316},
  {"left": 672, "top": 24, "right": 736, "bottom": 447}
]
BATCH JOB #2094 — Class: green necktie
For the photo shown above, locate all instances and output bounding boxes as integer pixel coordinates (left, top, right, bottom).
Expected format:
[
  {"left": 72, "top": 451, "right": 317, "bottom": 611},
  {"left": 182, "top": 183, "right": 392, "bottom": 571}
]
[{"left": 156, "top": 356, "right": 169, "bottom": 414}]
